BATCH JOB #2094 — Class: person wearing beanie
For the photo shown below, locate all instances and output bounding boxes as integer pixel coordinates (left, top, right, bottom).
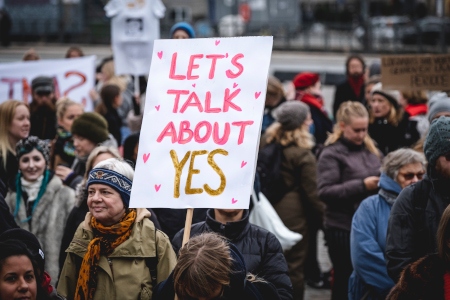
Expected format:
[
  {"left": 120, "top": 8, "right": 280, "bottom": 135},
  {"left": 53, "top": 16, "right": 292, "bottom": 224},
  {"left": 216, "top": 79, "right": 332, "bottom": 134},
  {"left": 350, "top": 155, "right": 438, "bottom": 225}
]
[
  {"left": 293, "top": 72, "right": 333, "bottom": 148},
  {"left": 262, "top": 100, "right": 324, "bottom": 300},
  {"left": 170, "top": 21, "right": 195, "bottom": 39},
  {"left": 386, "top": 115, "right": 450, "bottom": 283},
  {"left": 428, "top": 92, "right": 450, "bottom": 123},
  {"left": 57, "top": 158, "right": 177, "bottom": 300},
  {"left": 333, "top": 54, "right": 366, "bottom": 117},
  {"left": 55, "top": 112, "right": 118, "bottom": 190},
  {"left": 368, "top": 82, "right": 412, "bottom": 156},
  {"left": 4, "top": 136, "right": 75, "bottom": 285},
  {"left": 30, "top": 75, "right": 57, "bottom": 140}
]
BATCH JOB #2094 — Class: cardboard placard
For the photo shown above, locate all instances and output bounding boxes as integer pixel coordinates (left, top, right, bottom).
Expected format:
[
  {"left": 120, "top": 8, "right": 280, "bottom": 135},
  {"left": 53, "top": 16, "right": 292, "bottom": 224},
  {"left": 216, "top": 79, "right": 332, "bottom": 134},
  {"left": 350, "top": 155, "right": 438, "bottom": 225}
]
[
  {"left": 0, "top": 56, "right": 96, "bottom": 110},
  {"left": 381, "top": 54, "right": 450, "bottom": 91},
  {"left": 130, "top": 36, "right": 273, "bottom": 209}
]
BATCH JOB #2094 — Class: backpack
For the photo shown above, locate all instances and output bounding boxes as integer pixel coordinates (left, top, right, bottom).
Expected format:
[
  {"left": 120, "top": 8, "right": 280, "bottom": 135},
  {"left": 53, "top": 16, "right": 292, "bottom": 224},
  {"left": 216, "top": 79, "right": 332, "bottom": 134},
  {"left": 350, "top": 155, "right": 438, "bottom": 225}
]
[{"left": 256, "top": 143, "right": 288, "bottom": 205}]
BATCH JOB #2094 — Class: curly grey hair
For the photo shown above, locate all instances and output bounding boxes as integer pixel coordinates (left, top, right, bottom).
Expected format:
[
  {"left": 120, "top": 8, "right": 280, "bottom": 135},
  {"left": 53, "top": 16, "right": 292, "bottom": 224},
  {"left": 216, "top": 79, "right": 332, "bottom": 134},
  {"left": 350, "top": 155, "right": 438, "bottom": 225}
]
[{"left": 381, "top": 148, "right": 426, "bottom": 182}]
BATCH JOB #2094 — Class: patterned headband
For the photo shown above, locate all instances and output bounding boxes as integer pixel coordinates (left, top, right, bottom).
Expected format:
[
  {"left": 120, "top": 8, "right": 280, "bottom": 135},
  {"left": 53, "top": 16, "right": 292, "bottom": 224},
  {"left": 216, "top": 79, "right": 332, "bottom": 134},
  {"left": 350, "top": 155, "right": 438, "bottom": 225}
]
[{"left": 86, "top": 168, "right": 132, "bottom": 208}]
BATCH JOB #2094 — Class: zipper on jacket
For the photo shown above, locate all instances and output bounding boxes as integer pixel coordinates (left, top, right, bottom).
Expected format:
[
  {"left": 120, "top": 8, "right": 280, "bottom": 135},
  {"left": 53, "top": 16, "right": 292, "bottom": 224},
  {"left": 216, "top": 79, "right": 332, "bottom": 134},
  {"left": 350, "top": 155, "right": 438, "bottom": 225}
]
[{"left": 107, "top": 257, "right": 114, "bottom": 279}]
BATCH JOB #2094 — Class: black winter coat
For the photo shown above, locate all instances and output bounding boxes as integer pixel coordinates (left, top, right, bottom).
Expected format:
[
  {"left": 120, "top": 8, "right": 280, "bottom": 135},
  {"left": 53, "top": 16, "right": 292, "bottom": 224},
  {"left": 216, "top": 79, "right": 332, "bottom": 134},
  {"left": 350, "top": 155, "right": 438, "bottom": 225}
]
[
  {"left": 152, "top": 208, "right": 208, "bottom": 241},
  {"left": 386, "top": 173, "right": 450, "bottom": 282},
  {"left": 30, "top": 104, "right": 57, "bottom": 140},
  {"left": 0, "top": 179, "right": 18, "bottom": 234},
  {"left": 368, "top": 115, "right": 411, "bottom": 156},
  {"left": 333, "top": 80, "right": 366, "bottom": 117},
  {"left": 172, "top": 209, "right": 293, "bottom": 300},
  {"left": 102, "top": 108, "right": 122, "bottom": 147},
  {"left": 0, "top": 150, "right": 17, "bottom": 197}
]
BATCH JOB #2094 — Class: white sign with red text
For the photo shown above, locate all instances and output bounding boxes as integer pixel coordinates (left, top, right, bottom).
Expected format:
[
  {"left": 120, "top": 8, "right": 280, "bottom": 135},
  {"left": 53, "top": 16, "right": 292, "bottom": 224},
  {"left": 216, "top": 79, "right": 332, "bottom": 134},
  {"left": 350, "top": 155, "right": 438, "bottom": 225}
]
[
  {"left": 130, "top": 36, "right": 273, "bottom": 209},
  {"left": 0, "top": 56, "right": 96, "bottom": 111}
]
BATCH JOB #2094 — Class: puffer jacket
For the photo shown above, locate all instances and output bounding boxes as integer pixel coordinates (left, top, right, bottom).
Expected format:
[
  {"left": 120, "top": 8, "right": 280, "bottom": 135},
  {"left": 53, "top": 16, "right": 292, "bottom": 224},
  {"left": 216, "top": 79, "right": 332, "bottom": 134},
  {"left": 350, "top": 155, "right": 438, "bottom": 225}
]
[
  {"left": 317, "top": 138, "right": 381, "bottom": 231},
  {"left": 172, "top": 209, "right": 293, "bottom": 300},
  {"left": 5, "top": 173, "right": 75, "bottom": 285},
  {"left": 348, "top": 173, "right": 399, "bottom": 300},
  {"left": 386, "top": 167, "right": 450, "bottom": 282},
  {"left": 57, "top": 208, "right": 177, "bottom": 300}
]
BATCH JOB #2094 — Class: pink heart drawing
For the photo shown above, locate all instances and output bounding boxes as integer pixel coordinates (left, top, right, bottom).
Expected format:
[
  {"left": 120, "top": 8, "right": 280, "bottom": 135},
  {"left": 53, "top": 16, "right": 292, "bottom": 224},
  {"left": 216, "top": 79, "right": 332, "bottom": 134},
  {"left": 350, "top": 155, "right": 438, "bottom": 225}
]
[
  {"left": 240, "top": 161, "right": 247, "bottom": 168},
  {"left": 254, "top": 92, "right": 261, "bottom": 99},
  {"left": 155, "top": 105, "right": 160, "bottom": 111},
  {"left": 215, "top": 40, "right": 220, "bottom": 46},
  {"left": 157, "top": 51, "right": 163, "bottom": 59},
  {"left": 192, "top": 83, "right": 196, "bottom": 88},
  {"left": 232, "top": 198, "right": 238, "bottom": 204},
  {"left": 143, "top": 153, "right": 151, "bottom": 163},
  {"left": 154, "top": 184, "right": 161, "bottom": 192},
  {"left": 233, "top": 83, "right": 238, "bottom": 88}
]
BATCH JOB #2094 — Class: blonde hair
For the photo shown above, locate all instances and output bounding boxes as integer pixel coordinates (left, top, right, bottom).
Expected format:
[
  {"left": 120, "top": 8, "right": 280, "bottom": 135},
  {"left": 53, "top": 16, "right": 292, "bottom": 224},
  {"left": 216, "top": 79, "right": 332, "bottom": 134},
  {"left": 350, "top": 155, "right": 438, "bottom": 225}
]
[
  {"left": 174, "top": 233, "right": 231, "bottom": 299},
  {"left": 326, "top": 101, "right": 380, "bottom": 157},
  {"left": 0, "top": 100, "right": 29, "bottom": 168},
  {"left": 56, "top": 97, "right": 83, "bottom": 120},
  {"left": 369, "top": 100, "right": 404, "bottom": 126},
  {"left": 101, "top": 60, "right": 115, "bottom": 81},
  {"left": 264, "top": 122, "right": 315, "bottom": 150}
]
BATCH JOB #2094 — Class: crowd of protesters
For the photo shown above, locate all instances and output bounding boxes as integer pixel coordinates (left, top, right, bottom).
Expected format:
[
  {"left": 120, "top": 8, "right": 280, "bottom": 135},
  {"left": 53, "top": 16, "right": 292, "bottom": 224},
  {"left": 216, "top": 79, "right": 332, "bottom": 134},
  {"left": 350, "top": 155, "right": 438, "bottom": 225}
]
[{"left": 1, "top": 22, "right": 450, "bottom": 300}]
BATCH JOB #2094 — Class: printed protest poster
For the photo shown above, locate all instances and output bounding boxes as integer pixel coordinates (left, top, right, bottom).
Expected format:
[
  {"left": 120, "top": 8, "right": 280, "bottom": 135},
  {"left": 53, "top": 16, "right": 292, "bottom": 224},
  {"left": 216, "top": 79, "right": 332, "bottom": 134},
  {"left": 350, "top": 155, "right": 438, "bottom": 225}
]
[
  {"left": 105, "top": 0, "right": 165, "bottom": 76},
  {"left": 0, "top": 56, "right": 96, "bottom": 111},
  {"left": 381, "top": 54, "right": 450, "bottom": 90},
  {"left": 131, "top": 36, "right": 273, "bottom": 209}
]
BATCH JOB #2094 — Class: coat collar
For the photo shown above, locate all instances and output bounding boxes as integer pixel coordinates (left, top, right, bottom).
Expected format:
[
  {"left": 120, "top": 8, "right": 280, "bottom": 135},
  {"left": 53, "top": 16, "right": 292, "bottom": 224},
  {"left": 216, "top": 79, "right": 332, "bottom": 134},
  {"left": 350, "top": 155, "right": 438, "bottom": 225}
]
[{"left": 204, "top": 209, "right": 250, "bottom": 242}]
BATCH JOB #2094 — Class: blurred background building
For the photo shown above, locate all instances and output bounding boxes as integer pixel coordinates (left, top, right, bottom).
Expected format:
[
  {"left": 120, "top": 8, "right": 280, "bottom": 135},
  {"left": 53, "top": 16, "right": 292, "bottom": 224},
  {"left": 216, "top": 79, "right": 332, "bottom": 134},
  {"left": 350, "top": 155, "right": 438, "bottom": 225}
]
[{"left": 1, "top": 0, "right": 449, "bottom": 53}]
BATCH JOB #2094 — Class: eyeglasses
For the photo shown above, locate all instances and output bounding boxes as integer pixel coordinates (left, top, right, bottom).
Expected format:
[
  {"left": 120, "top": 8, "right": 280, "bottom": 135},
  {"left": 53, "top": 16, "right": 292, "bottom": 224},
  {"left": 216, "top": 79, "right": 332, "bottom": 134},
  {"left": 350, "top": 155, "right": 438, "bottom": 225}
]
[{"left": 399, "top": 172, "right": 425, "bottom": 181}]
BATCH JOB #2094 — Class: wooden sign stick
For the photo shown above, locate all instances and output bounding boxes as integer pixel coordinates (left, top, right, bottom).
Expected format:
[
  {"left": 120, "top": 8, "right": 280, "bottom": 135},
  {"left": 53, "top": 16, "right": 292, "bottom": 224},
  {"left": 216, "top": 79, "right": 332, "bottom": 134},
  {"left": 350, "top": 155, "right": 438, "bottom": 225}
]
[{"left": 175, "top": 208, "right": 194, "bottom": 300}]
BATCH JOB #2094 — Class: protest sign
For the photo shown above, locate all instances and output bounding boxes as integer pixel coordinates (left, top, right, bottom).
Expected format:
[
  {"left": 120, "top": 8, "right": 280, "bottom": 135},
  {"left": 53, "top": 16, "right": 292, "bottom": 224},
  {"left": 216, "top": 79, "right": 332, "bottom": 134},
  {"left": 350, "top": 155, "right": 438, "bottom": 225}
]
[
  {"left": 381, "top": 54, "right": 450, "bottom": 90},
  {"left": 105, "top": 0, "right": 165, "bottom": 76},
  {"left": 130, "top": 36, "right": 273, "bottom": 209},
  {"left": 0, "top": 56, "right": 96, "bottom": 111}
]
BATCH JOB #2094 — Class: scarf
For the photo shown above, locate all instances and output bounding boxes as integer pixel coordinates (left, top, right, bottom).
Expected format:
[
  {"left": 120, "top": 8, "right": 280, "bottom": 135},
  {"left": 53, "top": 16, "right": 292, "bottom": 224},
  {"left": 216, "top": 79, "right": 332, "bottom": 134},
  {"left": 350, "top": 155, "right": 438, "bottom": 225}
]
[
  {"left": 296, "top": 92, "right": 330, "bottom": 118},
  {"left": 348, "top": 75, "right": 364, "bottom": 98},
  {"left": 405, "top": 103, "right": 428, "bottom": 117},
  {"left": 21, "top": 175, "right": 43, "bottom": 202},
  {"left": 444, "top": 272, "right": 450, "bottom": 300},
  {"left": 74, "top": 209, "right": 137, "bottom": 300},
  {"left": 14, "top": 170, "right": 50, "bottom": 223}
]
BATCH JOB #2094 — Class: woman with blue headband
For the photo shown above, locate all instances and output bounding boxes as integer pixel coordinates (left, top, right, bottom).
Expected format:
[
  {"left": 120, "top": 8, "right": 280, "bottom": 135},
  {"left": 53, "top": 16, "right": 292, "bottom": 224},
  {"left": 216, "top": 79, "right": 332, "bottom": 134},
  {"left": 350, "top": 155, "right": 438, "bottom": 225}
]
[
  {"left": 4, "top": 135, "right": 75, "bottom": 285},
  {"left": 57, "top": 158, "right": 176, "bottom": 300}
]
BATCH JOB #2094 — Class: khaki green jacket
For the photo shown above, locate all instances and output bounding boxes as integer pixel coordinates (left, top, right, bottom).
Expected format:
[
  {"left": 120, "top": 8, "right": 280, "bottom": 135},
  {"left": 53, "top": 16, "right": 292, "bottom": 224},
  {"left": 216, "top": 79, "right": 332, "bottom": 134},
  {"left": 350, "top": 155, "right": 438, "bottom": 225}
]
[{"left": 57, "top": 208, "right": 176, "bottom": 300}]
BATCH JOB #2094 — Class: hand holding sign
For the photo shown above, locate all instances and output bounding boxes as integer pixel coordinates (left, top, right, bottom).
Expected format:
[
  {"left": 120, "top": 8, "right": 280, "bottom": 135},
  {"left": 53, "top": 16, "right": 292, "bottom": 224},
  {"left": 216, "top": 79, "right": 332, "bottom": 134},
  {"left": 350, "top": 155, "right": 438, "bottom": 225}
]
[{"left": 130, "top": 37, "right": 273, "bottom": 209}]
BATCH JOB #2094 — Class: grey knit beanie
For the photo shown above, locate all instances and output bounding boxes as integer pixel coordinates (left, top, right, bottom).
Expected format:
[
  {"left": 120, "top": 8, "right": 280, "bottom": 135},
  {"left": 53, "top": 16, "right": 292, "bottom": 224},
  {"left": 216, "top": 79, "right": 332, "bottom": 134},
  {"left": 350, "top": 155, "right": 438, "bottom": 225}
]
[
  {"left": 273, "top": 100, "right": 310, "bottom": 130},
  {"left": 424, "top": 116, "right": 450, "bottom": 166},
  {"left": 428, "top": 92, "right": 450, "bottom": 122}
]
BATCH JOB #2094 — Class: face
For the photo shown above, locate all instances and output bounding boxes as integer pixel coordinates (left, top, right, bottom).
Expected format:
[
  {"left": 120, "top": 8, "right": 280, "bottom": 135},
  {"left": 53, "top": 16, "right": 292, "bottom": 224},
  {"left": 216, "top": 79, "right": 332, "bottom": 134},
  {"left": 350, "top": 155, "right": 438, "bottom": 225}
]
[
  {"left": 67, "top": 50, "right": 82, "bottom": 58},
  {"left": 32, "top": 91, "right": 54, "bottom": 106},
  {"left": 396, "top": 162, "right": 425, "bottom": 189},
  {"left": 87, "top": 183, "right": 126, "bottom": 226},
  {"left": 19, "top": 149, "right": 46, "bottom": 182},
  {"left": 307, "top": 80, "right": 321, "bottom": 96},
  {"left": 432, "top": 112, "right": 450, "bottom": 121},
  {"left": 172, "top": 29, "right": 190, "bottom": 39},
  {"left": 0, "top": 255, "right": 37, "bottom": 300},
  {"left": 113, "top": 95, "right": 123, "bottom": 108},
  {"left": 58, "top": 104, "right": 83, "bottom": 132},
  {"left": 436, "top": 155, "right": 450, "bottom": 180},
  {"left": 91, "top": 153, "right": 116, "bottom": 170},
  {"left": 370, "top": 94, "right": 392, "bottom": 118},
  {"left": 9, "top": 105, "right": 30, "bottom": 142},
  {"left": 341, "top": 117, "right": 368, "bottom": 145},
  {"left": 365, "top": 83, "right": 375, "bottom": 102},
  {"left": 348, "top": 58, "right": 364, "bottom": 77},
  {"left": 73, "top": 135, "right": 97, "bottom": 158},
  {"left": 303, "top": 113, "right": 313, "bottom": 129}
]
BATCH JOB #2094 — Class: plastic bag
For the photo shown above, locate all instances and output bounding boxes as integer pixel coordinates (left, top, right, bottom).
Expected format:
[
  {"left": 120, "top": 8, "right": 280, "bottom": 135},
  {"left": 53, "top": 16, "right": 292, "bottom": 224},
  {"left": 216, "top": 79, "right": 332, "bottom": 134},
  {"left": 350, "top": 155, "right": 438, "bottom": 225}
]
[{"left": 249, "top": 189, "right": 302, "bottom": 251}]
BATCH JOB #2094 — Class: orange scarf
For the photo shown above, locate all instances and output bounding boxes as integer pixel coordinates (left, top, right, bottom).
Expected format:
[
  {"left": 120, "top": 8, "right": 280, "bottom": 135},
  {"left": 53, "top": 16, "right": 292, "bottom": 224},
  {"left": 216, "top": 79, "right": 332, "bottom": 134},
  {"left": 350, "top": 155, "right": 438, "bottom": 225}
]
[{"left": 74, "top": 209, "right": 137, "bottom": 300}]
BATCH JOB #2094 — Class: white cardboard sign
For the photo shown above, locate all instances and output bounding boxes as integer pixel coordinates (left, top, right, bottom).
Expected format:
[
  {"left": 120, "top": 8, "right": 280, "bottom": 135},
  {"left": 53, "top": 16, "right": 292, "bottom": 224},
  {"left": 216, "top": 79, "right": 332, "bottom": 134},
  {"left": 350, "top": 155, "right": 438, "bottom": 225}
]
[
  {"left": 131, "top": 36, "right": 273, "bottom": 209},
  {"left": 0, "top": 56, "right": 96, "bottom": 111}
]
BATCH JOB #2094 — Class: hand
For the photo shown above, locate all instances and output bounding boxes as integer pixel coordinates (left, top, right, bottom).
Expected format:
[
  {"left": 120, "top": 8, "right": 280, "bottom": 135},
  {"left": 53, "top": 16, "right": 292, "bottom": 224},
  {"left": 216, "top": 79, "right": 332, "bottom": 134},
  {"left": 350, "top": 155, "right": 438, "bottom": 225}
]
[
  {"left": 89, "top": 88, "right": 99, "bottom": 101},
  {"left": 364, "top": 176, "right": 380, "bottom": 191},
  {"left": 55, "top": 165, "right": 73, "bottom": 181}
]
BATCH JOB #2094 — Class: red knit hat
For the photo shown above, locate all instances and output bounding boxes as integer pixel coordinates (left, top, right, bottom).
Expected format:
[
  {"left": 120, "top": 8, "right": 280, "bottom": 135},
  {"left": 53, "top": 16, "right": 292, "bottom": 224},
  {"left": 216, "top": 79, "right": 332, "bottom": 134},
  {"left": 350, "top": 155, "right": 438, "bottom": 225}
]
[{"left": 293, "top": 72, "right": 320, "bottom": 90}]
